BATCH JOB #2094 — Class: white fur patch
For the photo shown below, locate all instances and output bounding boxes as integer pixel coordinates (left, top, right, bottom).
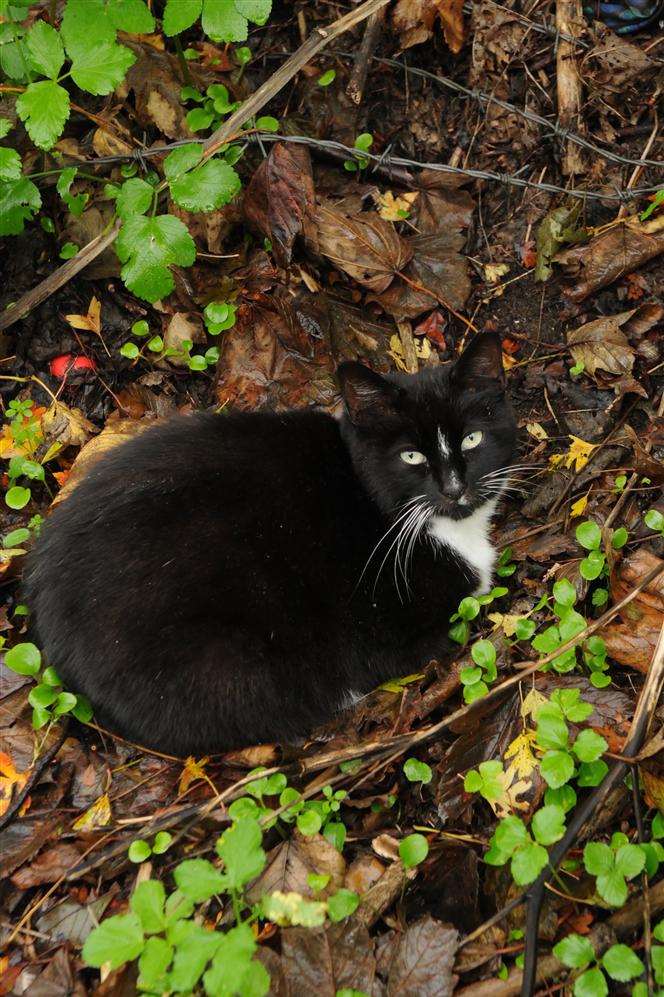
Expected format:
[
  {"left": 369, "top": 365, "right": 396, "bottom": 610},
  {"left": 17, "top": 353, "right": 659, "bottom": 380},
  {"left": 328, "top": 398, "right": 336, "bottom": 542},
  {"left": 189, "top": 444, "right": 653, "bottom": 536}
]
[
  {"left": 429, "top": 499, "right": 498, "bottom": 595},
  {"left": 437, "top": 427, "right": 450, "bottom": 458}
]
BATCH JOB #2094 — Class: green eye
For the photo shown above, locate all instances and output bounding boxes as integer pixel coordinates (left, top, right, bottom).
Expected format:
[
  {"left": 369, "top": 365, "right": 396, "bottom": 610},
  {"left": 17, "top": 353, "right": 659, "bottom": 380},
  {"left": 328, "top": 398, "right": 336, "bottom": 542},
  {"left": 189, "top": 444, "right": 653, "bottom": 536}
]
[
  {"left": 400, "top": 451, "right": 427, "bottom": 466},
  {"left": 462, "top": 431, "right": 483, "bottom": 451}
]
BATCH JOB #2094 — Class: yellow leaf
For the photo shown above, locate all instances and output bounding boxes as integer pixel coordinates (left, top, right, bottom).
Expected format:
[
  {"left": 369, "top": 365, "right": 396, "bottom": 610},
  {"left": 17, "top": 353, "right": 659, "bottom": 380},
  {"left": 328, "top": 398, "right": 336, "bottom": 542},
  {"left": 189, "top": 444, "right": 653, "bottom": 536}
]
[
  {"left": 65, "top": 296, "right": 101, "bottom": 334},
  {"left": 487, "top": 612, "right": 522, "bottom": 637},
  {"left": 73, "top": 792, "right": 111, "bottom": 831},
  {"left": 379, "top": 672, "right": 424, "bottom": 693},
  {"left": 178, "top": 756, "right": 209, "bottom": 795},
  {"left": 504, "top": 730, "right": 538, "bottom": 781},
  {"left": 549, "top": 435, "right": 597, "bottom": 473},
  {"left": 0, "top": 751, "right": 30, "bottom": 818},
  {"left": 374, "top": 190, "right": 418, "bottom": 221},
  {"left": 526, "top": 422, "right": 548, "bottom": 442},
  {"left": 388, "top": 334, "right": 431, "bottom": 372},
  {"left": 570, "top": 493, "right": 589, "bottom": 518},
  {"left": 520, "top": 688, "right": 548, "bottom": 721},
  {"left": 483, "top": 263, "right": 510, "bottom": 284}
]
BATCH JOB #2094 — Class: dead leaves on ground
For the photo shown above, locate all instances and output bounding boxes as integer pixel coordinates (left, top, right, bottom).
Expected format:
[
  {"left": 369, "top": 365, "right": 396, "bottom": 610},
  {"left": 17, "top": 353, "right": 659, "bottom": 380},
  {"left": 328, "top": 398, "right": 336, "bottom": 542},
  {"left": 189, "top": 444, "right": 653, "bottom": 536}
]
[{"left": 392, "top": 0, "right": 466, "bottom": 54}]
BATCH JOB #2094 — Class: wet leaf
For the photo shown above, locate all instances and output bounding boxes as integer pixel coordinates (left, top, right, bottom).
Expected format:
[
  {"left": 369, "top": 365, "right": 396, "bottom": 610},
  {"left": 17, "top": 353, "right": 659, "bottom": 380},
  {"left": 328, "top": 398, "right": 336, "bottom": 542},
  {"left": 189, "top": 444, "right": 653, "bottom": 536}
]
[
  {"left": 312, "top": 201, "right": 411, "bottom": 293},
  {"left": 72, "top": 792, "right": 112, "bottom": 831},
  {"left": 244, "top": 143, "right": 317, "bottom": 268}
]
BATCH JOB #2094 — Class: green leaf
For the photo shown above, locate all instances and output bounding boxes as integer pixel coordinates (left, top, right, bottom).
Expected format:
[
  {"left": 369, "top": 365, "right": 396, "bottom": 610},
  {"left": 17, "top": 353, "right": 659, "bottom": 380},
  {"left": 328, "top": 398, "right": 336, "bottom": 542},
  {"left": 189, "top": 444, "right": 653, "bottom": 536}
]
[
  {"left": 297, "top": 809, "right": 322, "bottom": 836},
  {"left": 72, "top": 693, "right": 93, "bottom": 722},
  {"left": 536, "top": 704, "right": 569, "bottom": 751},
  {"left": 53, "top": 691, "right": 76, "bottom": 715},
  {"left": 654, "top": 946, "right": 664, "bottom": 986},
  {"left": 6, "top": 485, "right": 31, "bottom": 509},
  {"left": 583, "top": 841, "right": 614, "bottom": 875},
  {"left": 120, "top": 341, "right": 140, "bottom": 359},
  {"left": 28, "top": 683, "right": 58, "bottom": 709},
  {"left": 460, "top": 666, "right": 482, "bottom": 686},
  {"left": 216, "top": 816, "right": 265, "bottom": 890},
  {"left": 62, "top": 0, "right": 116, "bottom": 58},
  {"left": 128, "top": 839, "right": 152, "bottom": 863},
  {"left": 577, "top": 759, "right": 609, "bottom": 787},
  {"left": 0, "top": 176, "right": 41, "bottom": 235},
  {"left": 71, "top": 41, "right": 136, "bottom": 95},
  {"left": 553, "top": 578, "right": 577, "bottom": 606},
  {"left": 168, "top": 921, "right": 223, "bottom": 991},
  {"left": 173, "top": 858, "right": 225, "bottom": 901},
  {"left": 471, "top": 639, "right": 496, "bottom": 669},
  {"left": 327, "top": 889, "right": 359, "bottom": 922},
  {"left": 116, "top": 213, "right": 196, "bottom": 302},
  {"left": 494, "top": 816, "right": 528, "bottom": 855},
  {"left": 16, "top": 81, "right": 70, "bottom": 150},
  {"left": 202, "top": 0, "right": 248, "bottom": 41},
  {"left": 186, "top": 107, "right": 214, "bottom": 131},
  {"left": 318, "top": 69, "right": 336, "bottom": 86},
  {"left": 540, "top": 749, "right": 575, "bottom": 788},
  {"left": 106, "top": 0, "right": 156, "bottom": 33},
  {"left": 611, "top": 527, "right": 628, "bottom": 549},
  {"left": 614, "top": 843, "right": 646, "bottom": 880},
  {"left": 511, "top": 841, "right": 548, "bottom": 885},
  {"left": 130, "top": 879, "right": 166, "bottom": 934},
  {"left": 153, "top": 831, "right": 172, "bottom": 854},
  {"left": 654, "top": 919, "right": 664, "bottom": 942},
  {"left": 553, "top": 932, "right": 595, "bottom": 969},
  {"left": 169, "top": 159, "right": 241, "bottom": 212},
  {"left": 163, "top": 0, "right": 202, "bottom": 35},
  {"left": 645, "top": 508, "right": 664, "bottom": 533},
  {"left": 32, "top": 704, "right": 51, "bottom": 729},
  {"left": 532, "top": 625, "right": 561, "bottom": 654},
  {"left": 654, "top": 813, "right": 664, "bottom": 839},
  {"left": 116, "top": 177, "right": 153, "bottom": 218},
  {"left": 601, "top": 944, "right": 644, "bottom": 982},
  {"left": 163, "top": 142, "right": 203, "bottom": 179},
  {"left": 82, "top": 912, "right": 144, "bottom": 969},
  {"left": 399, "top": 833, "right": 428, "bottom": 869},
  {"left": 138, "top": 936, "right": 172, "bottom": 993},
  {"left": 164, "top": 889, "right": 194, "bottom": 926},
  {"left": 403, "top": 757, "right": 433, "bottom": 784},
  {"left": 0, "top": 119, "right": 13, "bottom": 139},
  {"left": 515, "top": 617, "right": 536, "bottom": 640},
  {"left": 574, "top": 966, "right": 608, "bottom": 997},
  {"left": 458, "top": 596, "right": 480, "bottom": 620},
  {"left": 0, "top": 148, "right": 21, "bottom": 182},
  {"left": 41, "top": 666, "right": 61, "bottom": 686},
  {"left": 59, "top": 242, "right": 79, "bottom": 260},
  {"left": 5, "top": 642, "right": 41, "bottom": 676},
  {"left": 580, "top": 551, "right": 605, "bottom": 581},
  {"left": 573, "top": 729, "right": 608, "bottom": 763},
  {"left": 596, "top": 868, "right": 628, "bottom": 907},
  {"left": 26, "top": 21, "right": 64, "bottom": 79},
  {"left": 202, "top": 923, "right": 266, "bottom": 997},
  {"left": 576, "top": 520, "right": 601, "bottom": 550},
  {"left": 236, "top": 0, "right": 271, "bottom": 23},
  {"left": 463, "top": 679, "right": 489, "bottom": 703},
  {"left": 531, "top": 804, "right": 566, "bottom": 846},
  {"left": 256, "top": 115, "right": 279, "bottom": 132}
]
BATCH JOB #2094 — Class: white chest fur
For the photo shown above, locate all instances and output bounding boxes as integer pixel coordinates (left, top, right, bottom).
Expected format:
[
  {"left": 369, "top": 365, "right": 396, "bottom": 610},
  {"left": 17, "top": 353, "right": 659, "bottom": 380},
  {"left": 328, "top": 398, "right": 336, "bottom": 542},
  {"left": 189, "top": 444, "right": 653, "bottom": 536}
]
[{"left": 428, "top": 500, "right": 498, "bottom": 595}]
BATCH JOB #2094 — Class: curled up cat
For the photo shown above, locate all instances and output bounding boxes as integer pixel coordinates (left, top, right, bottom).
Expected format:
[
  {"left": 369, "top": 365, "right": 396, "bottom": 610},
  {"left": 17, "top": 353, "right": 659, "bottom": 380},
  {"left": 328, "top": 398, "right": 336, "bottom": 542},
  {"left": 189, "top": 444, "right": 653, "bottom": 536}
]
[{"left": 25, "top": 331, "right": 517, "bottom": 755}]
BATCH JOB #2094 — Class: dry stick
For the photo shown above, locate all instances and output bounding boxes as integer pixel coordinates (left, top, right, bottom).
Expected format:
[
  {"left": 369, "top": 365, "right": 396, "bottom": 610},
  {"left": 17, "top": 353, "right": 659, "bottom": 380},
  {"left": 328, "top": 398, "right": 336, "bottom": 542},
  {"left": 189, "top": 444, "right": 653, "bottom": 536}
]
[
  {"left": 0, "top": 0, "right": 390, "bottom": 337},
  {"left": 555, "top": 0, "right": 586, "bottom": 176},
  {"left": 346, "top": 5, "right": 386, "bottom": 105},
  {"left": 519, "top": 619, "right": 664, "bottom": 997},
  {"left": 0, "top": 221, "right": 121, "bottom": 334},
  {"left": 456, "top": 877, "right": 664, "bottom": 997}
]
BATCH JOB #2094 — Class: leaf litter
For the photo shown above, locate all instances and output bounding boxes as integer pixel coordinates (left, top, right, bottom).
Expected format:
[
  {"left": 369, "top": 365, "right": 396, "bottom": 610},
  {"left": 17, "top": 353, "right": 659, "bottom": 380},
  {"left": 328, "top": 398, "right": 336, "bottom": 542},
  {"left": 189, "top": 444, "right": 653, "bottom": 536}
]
[{"left": 1, "top": 0, "right": 664, "bottom": 994}]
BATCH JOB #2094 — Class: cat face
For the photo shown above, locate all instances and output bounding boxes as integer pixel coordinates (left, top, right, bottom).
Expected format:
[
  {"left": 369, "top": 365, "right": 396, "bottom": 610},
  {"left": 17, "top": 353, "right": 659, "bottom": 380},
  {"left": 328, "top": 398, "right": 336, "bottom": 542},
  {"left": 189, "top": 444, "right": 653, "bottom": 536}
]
[{"left": 338, "top": 332, "right": 517, "bottom": 521}]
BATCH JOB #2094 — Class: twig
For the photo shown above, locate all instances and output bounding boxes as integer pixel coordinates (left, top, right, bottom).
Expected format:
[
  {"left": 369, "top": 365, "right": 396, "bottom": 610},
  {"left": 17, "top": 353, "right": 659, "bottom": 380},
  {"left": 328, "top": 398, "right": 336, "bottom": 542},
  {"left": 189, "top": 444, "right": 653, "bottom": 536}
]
[
  {"left": 520, "top": 619, "right": 664, "bottom": 997},
  {"left": 555, "top": 0, "right": 586, "bottom": 175},
  {"left": 346, "top": 6, "right": 386, "bottom": 105}
]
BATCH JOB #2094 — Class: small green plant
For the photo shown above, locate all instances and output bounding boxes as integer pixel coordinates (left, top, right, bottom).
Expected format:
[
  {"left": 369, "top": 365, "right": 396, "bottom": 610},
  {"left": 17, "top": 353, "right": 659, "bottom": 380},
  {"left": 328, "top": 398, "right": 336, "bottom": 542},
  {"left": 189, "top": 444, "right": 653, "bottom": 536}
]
[
  {"left": 641, "top": 187, "right": 664, "bottom": 221},
  {"left": 576, "top": 520, "right": 606, "bottom": 581},
  {"left": 399, "top": 833, "right": 429, "bottom": 869},
  {"left": 344, "top": 133, "right": 373, "bottom": 172},
  {"left": 535, "top": 694, "right": 608, "bottom": 789},
  {"left": 129, "top": 832, "right": 173, "bottom": 864},
  {"left": 496, "top": 546, "right": 516, "bottom": 578},
  {"left": 583, "top": 833, "right": 646, "bottom": 907},
  {"left": 403, "top": 757, "right": 433, "bottom": 784},
  {"left": 460, "top": 638, "right": 497, "bottom": 703},
  {"left": 553, "top": 934, "right": 645, "bottom": 995},
  {"left": 317, "top": 68, "right": 336, "bottom": 86},
  {"left": 4, "top": 643, "right": 92, "bottom": 729},
  {"left": 463, "top": 760, "right": 506, "bottom": 805},
  {"left": 645, "top": 507, "right": 664, "bottom": 537},
  {"left": 448, "top": 586, "right": 508, "bottom": 645},
  {"left": 485, "top": 806, "right": 566, "bottom": 885}
]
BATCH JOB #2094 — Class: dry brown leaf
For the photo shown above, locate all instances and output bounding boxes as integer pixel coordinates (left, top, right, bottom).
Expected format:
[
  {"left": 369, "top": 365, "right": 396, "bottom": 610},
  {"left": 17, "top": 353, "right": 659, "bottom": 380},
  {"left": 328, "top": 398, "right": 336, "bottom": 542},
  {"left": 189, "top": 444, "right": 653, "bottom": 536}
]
[
  {"left": 42, "top": 402, "right": 97, "bottom": 450},
  {"left": 164, "top": 312, "right": 206, "bottom": 366},
  {"left": 376, "top": 230, "right": 471, "bottom": 320},
  {"left": 244, "top": 143, "right": 317, "bottom": 267},
  {"left": 72, "top": 792, "right": 111, "bottom": 831},
  {"left": 65, "top": 296, "right": 101, "bottom": 335},
  {"left": 567, "top": 304, "right": 662, "bottom": 376},
  {"left": 247, "top": 833, "right": 345, "bottom": 905},
  {"left": 392, "top": 0, "right": 466, "bottom": 53},
  {"left": 559, "top": 222, "right": 664, "bottom": 304},
  {"left": 601, "top": 548, "right": 664, "bottom": 673},
  {"left": 312, "top": 201, "right": 411, "bottom": 293}
]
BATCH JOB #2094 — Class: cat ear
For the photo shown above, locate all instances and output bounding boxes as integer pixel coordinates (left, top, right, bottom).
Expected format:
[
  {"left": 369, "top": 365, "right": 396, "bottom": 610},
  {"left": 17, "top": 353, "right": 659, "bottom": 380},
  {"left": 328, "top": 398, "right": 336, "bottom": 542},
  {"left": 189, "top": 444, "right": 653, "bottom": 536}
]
[
  {"left": 453, "top": 332, "right": 505, "bottom": 386},
  {"left": 337, "top": 362, "right": 403, "bottom": 427}
]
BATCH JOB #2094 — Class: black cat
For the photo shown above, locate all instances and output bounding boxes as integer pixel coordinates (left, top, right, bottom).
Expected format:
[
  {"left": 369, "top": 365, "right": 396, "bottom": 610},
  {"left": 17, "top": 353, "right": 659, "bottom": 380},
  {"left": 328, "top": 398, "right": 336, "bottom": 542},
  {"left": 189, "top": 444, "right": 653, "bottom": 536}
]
[{"left": 25, "top": 331, "right": 517, "bottom": 755}]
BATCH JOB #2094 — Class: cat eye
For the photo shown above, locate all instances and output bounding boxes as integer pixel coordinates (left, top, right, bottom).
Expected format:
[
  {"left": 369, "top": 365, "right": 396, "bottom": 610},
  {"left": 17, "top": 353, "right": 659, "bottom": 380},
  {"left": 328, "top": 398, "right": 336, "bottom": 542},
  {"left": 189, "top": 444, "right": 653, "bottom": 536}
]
[
  {"left": 461, "top": 431, "right": 483, "bottom": 451},
  {"left": 400, "top": 450, "right": 427, "bottom": 466}
]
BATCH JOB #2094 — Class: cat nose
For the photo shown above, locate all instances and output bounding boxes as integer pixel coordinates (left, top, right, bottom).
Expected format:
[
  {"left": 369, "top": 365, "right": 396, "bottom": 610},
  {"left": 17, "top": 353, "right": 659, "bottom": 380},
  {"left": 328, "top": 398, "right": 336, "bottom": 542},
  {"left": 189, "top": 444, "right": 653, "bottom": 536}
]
[{"left": 442, "top": 473, "right": 465, "bottom": 500}]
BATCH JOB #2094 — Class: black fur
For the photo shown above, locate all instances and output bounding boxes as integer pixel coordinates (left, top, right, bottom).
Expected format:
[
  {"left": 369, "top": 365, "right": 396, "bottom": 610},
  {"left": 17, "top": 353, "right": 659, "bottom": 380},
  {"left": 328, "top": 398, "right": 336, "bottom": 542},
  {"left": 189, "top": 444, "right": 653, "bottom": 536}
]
[{"left": 25, "top": 332, "right": 516, "bottom": 754}]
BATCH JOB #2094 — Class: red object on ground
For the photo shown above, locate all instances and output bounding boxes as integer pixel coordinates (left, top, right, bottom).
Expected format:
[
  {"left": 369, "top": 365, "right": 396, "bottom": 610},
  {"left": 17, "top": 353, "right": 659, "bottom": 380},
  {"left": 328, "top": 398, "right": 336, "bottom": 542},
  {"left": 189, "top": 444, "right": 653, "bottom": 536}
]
[{"left": 50, "top": 354, "right": 96, "bottom": 379}]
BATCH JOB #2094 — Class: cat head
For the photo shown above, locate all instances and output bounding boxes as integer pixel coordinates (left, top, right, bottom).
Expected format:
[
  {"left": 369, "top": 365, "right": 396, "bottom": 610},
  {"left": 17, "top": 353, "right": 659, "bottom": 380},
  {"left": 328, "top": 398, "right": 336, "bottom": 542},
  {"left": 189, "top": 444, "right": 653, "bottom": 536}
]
[{"left": 338, "top": 331, "right": 517, "bottom": 521}]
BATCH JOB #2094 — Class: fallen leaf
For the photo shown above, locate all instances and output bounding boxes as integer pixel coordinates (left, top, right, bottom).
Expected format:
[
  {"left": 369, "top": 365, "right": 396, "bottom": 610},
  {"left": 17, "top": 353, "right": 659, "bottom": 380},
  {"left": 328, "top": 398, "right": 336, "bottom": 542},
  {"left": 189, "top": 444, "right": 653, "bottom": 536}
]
[
  {"left": 567, "top": 311, "right": 640, "bottom": 377},
  {"left": 549, "top": 435, "right": 597, "bottom": 473},
  {"left": 535, "top": 204, "right": 586, "bottom": 281},
  {"left": 376, "top": 230, "right": 471, "bottom": 320},
  {"left": 0, "top": 750, "right": 29, "bottom": 818},
  {"left": 37, "top": 893, "right": 113, "bottom": 946},
  {"left": 570, "top": 494, "right": 589, "bottom": 518},
  {"left": 244, "top": 143, "right": 317, "bottom": 267},
  {"left": 602, "top": 549, "right": 664, "bottom": 673},
  {"left": 374, "top": 190, "right": 419, "bottom": 221},
  {"left": 526, "top": 422, "right": 548, "bottom": 441},
  {"left": 178, "top": 756, "right": 209, "bottom": 795},
  {"left": 247, "top": 833, "right": 345, "bottom": 904},
  {"left": 11, "top": 843, "right": 82, "bottom": 888},
  {"left": 388, "top": 332, "right": 431, "bottom": 371},
  {"left": 41, "top": 402, "right": 97, "bottom": 451},
  {"left": 559, "top": 221, "right": 664, "bottom": 303},
  {"left": 385, "top": 916, "right": 458, "bottom": 995},
  {"left": 483, "top": 263, "right": 510, "bottom": 284},
  {"left": 312, "top": 201, "right": 411, "bottom": 293},
  {"left": 72, "top": 792, "right": 111, "bottom": 832},
  {"left": 64, "top": 296, "right": 101, "bottom": 335},
  {"left": 392, "top": 0, "right": 466, "bottom": 53},
  {"left": 280, "top": 920, "right": 376, "bottom": 995},
  {"left": 164, "top": 311, "right": 206, "bottom": 366},
  {"left": 411, "top": 170, "right": 474, "bottom": 235}
]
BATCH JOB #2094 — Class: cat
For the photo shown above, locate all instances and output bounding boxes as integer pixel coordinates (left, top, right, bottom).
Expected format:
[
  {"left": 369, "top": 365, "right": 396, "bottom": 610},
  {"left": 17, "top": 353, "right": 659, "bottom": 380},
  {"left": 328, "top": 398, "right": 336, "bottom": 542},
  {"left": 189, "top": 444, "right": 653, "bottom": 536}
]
[{"left": 25, "top": 331, "right": 517, "bottom": 755}]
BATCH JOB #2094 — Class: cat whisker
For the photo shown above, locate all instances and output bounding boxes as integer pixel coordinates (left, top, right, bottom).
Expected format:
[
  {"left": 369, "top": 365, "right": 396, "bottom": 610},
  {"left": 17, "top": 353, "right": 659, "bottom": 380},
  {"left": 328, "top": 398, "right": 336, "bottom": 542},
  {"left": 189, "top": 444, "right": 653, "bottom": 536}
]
[
  {"left": 354, "top": 496, "right": 425, "bottom": 594},
  {"left": 387, "top": 501, "right": 426, "bottom": 603}
]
